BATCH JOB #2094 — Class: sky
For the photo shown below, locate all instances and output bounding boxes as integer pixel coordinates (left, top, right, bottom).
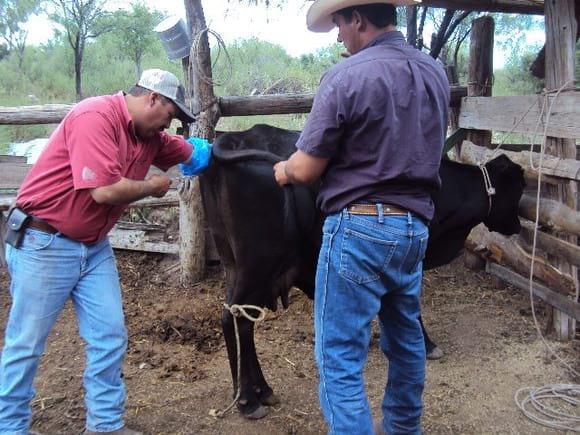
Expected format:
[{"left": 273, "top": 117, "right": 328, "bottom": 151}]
[
  {"left": 24, "top": 0, "right": 338, "bottom": 57},
  {"left": 23, "top": 0, "right": 545, "bottom": 67}
]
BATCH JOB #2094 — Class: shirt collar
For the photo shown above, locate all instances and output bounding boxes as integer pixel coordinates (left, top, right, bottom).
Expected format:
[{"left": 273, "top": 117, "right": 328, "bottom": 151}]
[
  {"left": 363, "top": 30, "right": 406, "bottom": 51},
  {"left": 116, "top": 91, "right": 138, "bottom": 140}
]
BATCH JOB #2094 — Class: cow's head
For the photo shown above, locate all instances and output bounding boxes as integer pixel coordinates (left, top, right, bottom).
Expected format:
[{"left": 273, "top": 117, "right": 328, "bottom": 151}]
[{"left": 482, "top": 155, "right": 526, "bottom": 235}]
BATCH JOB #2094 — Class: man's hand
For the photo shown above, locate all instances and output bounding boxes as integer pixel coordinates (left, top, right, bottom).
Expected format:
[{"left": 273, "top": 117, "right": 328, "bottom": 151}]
[
  {"left": 146, "top": 174, "right": 171, "bottom": 198},
  {"left": 274, "top": 161, "right": 290, "bottom": 186}
]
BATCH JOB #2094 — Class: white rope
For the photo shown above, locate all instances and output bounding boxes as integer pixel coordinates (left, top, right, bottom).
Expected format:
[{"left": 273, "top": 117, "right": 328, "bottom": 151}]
[
  {"left": 513, "top": 79, "right": 580, "bottom": 432},
  {"left": 189, "top": 27, "right": 233, "bottom": 88},
  {"left": 478, "top": 163, "right": 496, "bottom": 214},
  {"left": 209, "top": 303, "right": 266, "bottom": 418}
]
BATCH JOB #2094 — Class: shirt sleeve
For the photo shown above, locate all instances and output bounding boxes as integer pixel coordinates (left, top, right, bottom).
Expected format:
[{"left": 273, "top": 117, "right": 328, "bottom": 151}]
[
  {"left": 296, "top": 69, "right": 348, "bottom": 158},
  {"left": 151, "top": 132, "right": 193, "bottom": 172},
  {"left": 67, "top": 111, "right": 123, "bottom": 190}
]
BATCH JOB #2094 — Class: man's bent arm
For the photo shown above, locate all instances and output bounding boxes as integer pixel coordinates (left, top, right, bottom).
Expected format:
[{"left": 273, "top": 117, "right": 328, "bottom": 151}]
[
  {"left": 274, "top": 150, "right": 329, "bottom": 186},
  {"left": 90, "top": 174, "right": 171, "bottom": 205}
]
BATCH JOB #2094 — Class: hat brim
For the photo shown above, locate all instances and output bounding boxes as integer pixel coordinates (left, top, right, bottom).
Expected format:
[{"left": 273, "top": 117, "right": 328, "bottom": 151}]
[
  {"left": 172, "top": 99, "right": 196, "bottom": 123},
  {"left": 307, "top": 0, "right": 421, "bottom": 33}
]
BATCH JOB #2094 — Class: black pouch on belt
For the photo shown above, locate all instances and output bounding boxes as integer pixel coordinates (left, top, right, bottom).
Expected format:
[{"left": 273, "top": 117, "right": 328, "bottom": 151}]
[{"left": 5, "top": 208, "right": 30, "bottom": 248}]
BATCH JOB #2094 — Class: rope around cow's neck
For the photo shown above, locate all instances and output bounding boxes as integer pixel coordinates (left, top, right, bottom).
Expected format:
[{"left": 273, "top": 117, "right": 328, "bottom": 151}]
[
  {"left": 477, "top": 163, "right": 496, "bottom": 215},
  {"left": 209, "top": 303, "right": 266, "bottom": 418}
]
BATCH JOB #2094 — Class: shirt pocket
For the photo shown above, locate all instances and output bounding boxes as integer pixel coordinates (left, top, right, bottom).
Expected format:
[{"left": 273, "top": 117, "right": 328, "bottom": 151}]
[{"left": 339, "top": 227, "right": 397, "bottom": 284}]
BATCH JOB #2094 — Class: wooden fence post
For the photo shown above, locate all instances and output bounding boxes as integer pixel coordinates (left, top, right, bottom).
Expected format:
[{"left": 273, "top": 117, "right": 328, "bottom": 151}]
[
  {"left": 544, "top": 0, "right": 578, "bottom": 340},
  {"left": 178, "top": 0, "right": 220, "bottom": 285},
  {"left": 466, "top": 16, "right": 494, "bottom": 150}
]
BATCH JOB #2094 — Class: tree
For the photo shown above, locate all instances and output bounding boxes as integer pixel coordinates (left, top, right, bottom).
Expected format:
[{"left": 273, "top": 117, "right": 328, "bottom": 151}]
[
  {"left": 111, "top": 3, "right": 164, "bottom": 80},
  {"left": 48, "top": 0, "right": 113, "bottom": 100},
  {"left": 0, "top": 0, "right": 42, "bottom": 67}
]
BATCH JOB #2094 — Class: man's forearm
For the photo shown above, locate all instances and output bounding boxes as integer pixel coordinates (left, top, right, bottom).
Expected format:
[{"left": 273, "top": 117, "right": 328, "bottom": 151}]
[{"left": 90, "top": 177, "right": 155, "bottom": 205}]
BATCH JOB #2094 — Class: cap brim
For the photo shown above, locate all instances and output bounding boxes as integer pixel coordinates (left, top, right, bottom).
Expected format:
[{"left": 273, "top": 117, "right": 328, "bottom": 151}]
[
  {"left": 172, "top": 100, "right": 196, "bottom": 123},
  {"left": 307, "top": 0, "right": 422, "bottom": 33}
]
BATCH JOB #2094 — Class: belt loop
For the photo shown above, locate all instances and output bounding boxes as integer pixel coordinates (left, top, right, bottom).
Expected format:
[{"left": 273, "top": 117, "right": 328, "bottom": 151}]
[
  {"left": 376, "top": 203, "right": 384, "bottom": 223},
  {"left": 343, "top": 208, "right": 350, "bottom": 220},
  {"left": 407, "top": 212, "right": 412, "bottom": 236}
]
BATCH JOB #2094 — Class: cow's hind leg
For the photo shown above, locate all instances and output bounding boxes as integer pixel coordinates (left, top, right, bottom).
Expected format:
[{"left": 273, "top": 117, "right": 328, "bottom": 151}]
[
  {"left": 420, "top": 315, "right": 444, "bottom": 360},
  {"left": 221, "top": 309, "right": 269, "bottom": 419}
]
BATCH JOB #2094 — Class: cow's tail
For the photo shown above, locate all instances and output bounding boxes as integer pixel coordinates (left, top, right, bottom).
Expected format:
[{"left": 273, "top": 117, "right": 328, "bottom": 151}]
[{"left": 212, "top": 143, "right": 301, "bottom": 247}]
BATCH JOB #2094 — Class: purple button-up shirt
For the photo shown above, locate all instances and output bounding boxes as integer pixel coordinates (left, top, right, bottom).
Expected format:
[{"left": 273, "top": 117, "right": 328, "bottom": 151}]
[{"left": 296, "top": 31, "right": 450, "bottom": 221}]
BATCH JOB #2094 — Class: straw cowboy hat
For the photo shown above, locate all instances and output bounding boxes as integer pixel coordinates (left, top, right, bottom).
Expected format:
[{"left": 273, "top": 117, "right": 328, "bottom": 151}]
[{"left": 307, "top": 0, "right": 422, "bottom": 32}]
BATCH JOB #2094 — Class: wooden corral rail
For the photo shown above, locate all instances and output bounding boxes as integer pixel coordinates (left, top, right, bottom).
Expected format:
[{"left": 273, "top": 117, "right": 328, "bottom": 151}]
[
  {"left": 420, "top": 0, "right": 544, "bottom": 15},
  {"left": 459, "top": 94, "right": 580, "bottom": 139},
  {"left": 460, "top": 140, "right": 580, "bottom": 182},
  {"left": 0, "top": 87, "right": 467, "bottom": 125}
]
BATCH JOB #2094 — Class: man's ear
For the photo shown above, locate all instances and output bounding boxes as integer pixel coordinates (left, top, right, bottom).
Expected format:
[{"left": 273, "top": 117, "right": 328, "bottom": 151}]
[
  {"left": 352, "top": 10, "right": 365, "bottom": 31},
  {"left": 148, "top": 92, "right": 160, "bottom": 108}
]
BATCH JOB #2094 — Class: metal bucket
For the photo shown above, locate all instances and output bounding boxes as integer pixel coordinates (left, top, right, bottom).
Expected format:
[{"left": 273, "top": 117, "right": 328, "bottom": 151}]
[{"left": 155, "top": 16, "right": 191, "bottom": 60}]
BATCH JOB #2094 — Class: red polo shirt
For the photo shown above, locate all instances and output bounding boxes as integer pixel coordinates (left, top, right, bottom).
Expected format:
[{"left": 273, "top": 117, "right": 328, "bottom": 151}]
[{"left": 16, "top": 92, "right": 192, "bottom": 243}]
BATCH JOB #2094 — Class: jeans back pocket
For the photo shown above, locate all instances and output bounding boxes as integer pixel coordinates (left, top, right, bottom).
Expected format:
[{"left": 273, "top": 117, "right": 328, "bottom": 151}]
[{"left": 339, "top": 228, "right": 397, "bottom": 284}]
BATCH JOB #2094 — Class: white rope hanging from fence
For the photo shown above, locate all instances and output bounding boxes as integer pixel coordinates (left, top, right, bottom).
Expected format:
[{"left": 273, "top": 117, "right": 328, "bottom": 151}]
[
  {"left": 511, "top": 79, "right": 580, "bottom": 432},
  {"left": 189, "top": 27, "right": 233, "bottom": 88}
]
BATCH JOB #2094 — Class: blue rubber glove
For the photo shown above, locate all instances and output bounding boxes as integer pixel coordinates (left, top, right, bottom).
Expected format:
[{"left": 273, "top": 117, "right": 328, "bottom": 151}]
[{"left": 179, "top": 136, "right": 212, "bottom": 176}]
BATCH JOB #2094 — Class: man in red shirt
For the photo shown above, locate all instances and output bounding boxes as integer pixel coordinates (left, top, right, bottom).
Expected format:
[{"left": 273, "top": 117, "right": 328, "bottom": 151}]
[{"left": 0, "top": 69, "right": 195, "bottom": 435}]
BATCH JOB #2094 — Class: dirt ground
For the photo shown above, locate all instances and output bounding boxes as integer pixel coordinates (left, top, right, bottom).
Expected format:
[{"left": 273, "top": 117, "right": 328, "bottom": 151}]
[{"left": 0, "top": 251, "right": 578, "bottom": 435}]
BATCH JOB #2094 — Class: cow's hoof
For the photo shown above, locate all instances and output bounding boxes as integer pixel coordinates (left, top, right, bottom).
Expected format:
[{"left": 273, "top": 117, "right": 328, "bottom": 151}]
[
  {"left": 242, "top": 404, "right": 269, "bottom": 420},
  {"left": 426, "top": 346, "right": 444, "bottom": 360},
  {"left": 260, "top": 392, "right": 280, "bottom": 406}
]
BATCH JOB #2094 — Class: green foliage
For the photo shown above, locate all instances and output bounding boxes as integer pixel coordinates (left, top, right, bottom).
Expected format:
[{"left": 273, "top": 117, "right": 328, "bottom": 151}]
[
  {"left": 110, "top": 3, "right": 165, "bottom": 80},
  {"left": 493, "top": 47, "right": 543, "bottom": 97},
  {"left": 0, "top": 0, "right": 41, "bottom": 50}
]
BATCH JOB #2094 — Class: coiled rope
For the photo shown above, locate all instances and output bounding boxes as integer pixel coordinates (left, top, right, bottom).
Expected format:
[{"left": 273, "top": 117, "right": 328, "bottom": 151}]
[{"left": 209, "top": 303, "right": 266, "bottom": 418}]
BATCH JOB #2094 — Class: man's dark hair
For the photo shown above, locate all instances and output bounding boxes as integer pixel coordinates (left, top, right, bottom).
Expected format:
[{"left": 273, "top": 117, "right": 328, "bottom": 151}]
[
  {"left": 336, "top": 4, "right": 397, "bottom": 28},
  {"left": 128, "top": 85, "right": 172, "bottom": 105}
]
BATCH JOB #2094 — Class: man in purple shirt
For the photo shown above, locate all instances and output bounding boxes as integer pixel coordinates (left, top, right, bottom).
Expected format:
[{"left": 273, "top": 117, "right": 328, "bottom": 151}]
[{"left": 274, "top": 1, "right": 449, "bottom": 433}]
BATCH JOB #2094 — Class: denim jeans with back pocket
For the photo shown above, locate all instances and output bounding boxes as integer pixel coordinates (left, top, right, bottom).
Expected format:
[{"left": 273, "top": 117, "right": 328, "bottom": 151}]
[
  {"left": 0, "top": 229, "right": 127, "bottom": 434},
  {"left": 315, "top": 207, "right": 428, "bottom": 435}
]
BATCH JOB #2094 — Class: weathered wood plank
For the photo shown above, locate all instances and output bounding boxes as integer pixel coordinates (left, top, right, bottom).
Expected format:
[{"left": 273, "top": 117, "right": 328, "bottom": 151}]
[
  {"left": 0, "top": 161, "right": 181, "bottom": 191},
  {"left": 486, "top": 262, "right": 580, "bottom": 322},
  {"left": 459, "top": 94, "right": 580, "bottom": 139},
  {"left": 467, "top": 224, "right": 577, "bottom": 296},
  {"left": 108, "top": 228, "right": 178, "bottom": 255},
  {"left": 459, "top": 140, "right": 580, "bottom": 182},
  {"left": 519, "top": 219, "right": 580, "bottom": 268},
  {"left": 519, "top": 194, "right": 580, "bottom": 237},
  {"left": 0, "top": 87, "right": 467, "bottom": 124},
  {"left": 0, "top": 163, "right": 31, "bottom": 190},
  {"left": 0, "top": 155, "right": 27, "bottom": 163},
  {"left": 420, "top": 0, "right": 543, "bottom": 15}
]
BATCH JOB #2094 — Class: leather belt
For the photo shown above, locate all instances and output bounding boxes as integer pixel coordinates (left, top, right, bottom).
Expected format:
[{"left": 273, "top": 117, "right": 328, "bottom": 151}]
[
  {"left": 27, "top": 218, "right": 58, "bottom": 234},
  {"left": 347, "top": 203, "right": 408, "bottom": 216}
]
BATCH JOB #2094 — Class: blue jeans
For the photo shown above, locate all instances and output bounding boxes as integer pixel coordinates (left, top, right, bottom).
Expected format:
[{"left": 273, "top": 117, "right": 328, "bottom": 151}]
[
  {"left": 315, "top": 207, "right": 428, "bottom": 435},
  {"left": 0, "top": 229, "right": 127, "bottom": 434}
]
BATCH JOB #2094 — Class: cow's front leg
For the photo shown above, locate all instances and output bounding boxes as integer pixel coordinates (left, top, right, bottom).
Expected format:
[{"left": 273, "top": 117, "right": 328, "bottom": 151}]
[
  {"left": 221, "top": 310, "right": 269, "bottom": 419},
  {"left": 247, "top": 332, "right": 280, "bottom": 407}
]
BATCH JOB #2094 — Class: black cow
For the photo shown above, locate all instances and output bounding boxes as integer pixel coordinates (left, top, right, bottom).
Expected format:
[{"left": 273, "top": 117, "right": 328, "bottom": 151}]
[{"left": 200, "top": 124, "right": 525, "bottom": 419}]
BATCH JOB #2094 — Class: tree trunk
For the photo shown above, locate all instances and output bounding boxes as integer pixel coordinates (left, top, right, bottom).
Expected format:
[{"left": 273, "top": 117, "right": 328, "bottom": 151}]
[
  {"left": 74, "top": 42, "right": 83, "bottom": 101},
  {"left": 465, "top": 16, "right": 494, "bottom": 149},
  {"left": 544, "top": 0, "right": 578, "bottom": 340},
  {"left": 406, "top": 6, "right": 418, "bottom": 46}
]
